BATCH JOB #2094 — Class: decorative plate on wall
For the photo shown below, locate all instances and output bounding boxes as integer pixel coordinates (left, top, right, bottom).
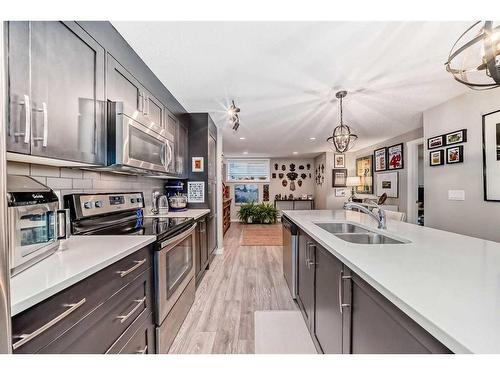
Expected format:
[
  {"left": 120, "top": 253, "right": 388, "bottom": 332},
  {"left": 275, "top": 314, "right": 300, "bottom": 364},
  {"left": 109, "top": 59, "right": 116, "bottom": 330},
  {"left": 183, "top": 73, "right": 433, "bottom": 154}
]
[
  {"left": 282, "top": 180, "right": 288, "bottom": 187},
  {"left": 297, "top": 180, "right": 303, "bottom": 187},
  {"left": 287, "top": 172, "right": 298, "bottom": 180},
  {"left": 300, "top": 173, "right": 307, "bottom": 180},
  {"left": 281, "top": 165, "right": 286, "bottom": 171},
  {"left": 307, "top": 164, "right": 311, "bottom": 170},
  {"left": 299, "top": 165, "right": 304, "bottom": 170},
  {"left": 272, "top": 173, "right": 276, "bottom": 178},
  {"left": 290, "top": 181, "right": 296, "bottom": 191},
  {"left": 279, "top": 173, "right": 284, "bottom": 179},
  {"left": 290, "top": 163, "right": 296, "bottom": 171},
  {"left": 274, "top": 163, "right": 279, "bottom": 170}
]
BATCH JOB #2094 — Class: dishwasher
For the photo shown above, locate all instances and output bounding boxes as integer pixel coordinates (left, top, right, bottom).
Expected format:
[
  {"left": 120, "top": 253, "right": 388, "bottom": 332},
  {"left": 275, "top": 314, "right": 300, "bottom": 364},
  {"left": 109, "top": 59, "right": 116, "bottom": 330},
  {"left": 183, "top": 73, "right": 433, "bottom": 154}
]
[{"left": 282, "top": 215, "right": 298, "bottom": 299}]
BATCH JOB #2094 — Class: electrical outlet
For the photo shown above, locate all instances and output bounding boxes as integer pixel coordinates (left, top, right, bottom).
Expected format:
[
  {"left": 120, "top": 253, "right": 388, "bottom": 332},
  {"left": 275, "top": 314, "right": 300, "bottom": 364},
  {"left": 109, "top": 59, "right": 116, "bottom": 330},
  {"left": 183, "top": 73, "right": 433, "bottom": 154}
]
[{"left": 448, "top": 190, "right": 465, "bottom": 201}]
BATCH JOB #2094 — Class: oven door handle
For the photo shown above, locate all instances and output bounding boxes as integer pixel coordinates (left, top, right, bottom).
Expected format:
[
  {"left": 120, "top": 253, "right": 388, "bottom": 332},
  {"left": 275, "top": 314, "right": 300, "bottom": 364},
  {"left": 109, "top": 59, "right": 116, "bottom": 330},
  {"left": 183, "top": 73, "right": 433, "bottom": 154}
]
[{"left": 160, "top": 222, "right": 197, "bottom": 249}]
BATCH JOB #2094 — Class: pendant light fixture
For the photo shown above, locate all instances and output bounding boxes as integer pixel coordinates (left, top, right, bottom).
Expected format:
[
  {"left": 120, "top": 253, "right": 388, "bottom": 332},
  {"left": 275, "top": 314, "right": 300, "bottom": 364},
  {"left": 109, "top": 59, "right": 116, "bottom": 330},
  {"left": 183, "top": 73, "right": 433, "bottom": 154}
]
[
  {"left": 326, "top": 90, "right": 358, "bottom": 153},
  {"left": 228, "top": 100, "right": 241, "bottom": 131},
  {"left": 445, "top": 21, "right": 500, "bottom": 90}
]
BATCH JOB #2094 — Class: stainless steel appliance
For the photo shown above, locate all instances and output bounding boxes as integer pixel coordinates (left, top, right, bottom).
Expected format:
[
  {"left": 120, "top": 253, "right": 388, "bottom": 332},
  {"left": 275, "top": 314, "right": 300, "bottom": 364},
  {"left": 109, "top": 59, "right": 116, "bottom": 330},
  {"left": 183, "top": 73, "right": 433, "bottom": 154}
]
[
  {"left": 104, "top": 101, "right": 175, "bottom": 175},
  {"left": 7, "top": 175, "right": 69, "bottom": 276},
  {"left": 168, "top": 194, "right": 187, "bottom": 210},
  {"left": 1, "top": 21, "right": 12, "bottom": 352},
  {"left": 65, "top": 192, "right": 196, "bottom": 354},
  {"left": 282, "top": 215, "right": 298, "bottom": 299}
]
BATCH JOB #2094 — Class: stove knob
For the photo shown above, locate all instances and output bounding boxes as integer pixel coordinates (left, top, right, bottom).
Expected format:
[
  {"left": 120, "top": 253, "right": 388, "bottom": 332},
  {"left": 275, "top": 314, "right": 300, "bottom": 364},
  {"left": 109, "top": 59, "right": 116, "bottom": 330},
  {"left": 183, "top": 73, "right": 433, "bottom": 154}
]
[
  {"left": 84, "top": 202, "right": 93, "bottom": 209},
  {"left": 95, "top": 201, "right": 103, "bottom": 208},
  {"left": 130, "top": 198, "right": 136, "bottom": 203}
]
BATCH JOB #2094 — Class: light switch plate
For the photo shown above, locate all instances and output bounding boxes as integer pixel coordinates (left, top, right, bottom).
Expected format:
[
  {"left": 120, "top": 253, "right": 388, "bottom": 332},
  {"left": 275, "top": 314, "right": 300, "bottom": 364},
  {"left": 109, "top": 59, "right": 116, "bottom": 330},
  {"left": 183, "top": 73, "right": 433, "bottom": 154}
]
[{"left": 448, "top": 190, "right": 465, "bottom": 201}]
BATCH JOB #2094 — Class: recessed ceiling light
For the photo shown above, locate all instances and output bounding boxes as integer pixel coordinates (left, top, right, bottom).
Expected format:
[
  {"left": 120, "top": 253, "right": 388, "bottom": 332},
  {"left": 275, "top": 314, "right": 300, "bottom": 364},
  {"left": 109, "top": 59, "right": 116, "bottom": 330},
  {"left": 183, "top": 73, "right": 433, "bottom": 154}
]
[
  {"left": 309, "top": 137, "right": 316, "bottom": 140},
  {"left": 243, "top": 151, "right": 248, "bottom": 155},
  {"left": 239, "top": 137, "right": 246, "bottom": 140},
  {"left": 293, "top": 151, "right": 298, "bottom": 155}
]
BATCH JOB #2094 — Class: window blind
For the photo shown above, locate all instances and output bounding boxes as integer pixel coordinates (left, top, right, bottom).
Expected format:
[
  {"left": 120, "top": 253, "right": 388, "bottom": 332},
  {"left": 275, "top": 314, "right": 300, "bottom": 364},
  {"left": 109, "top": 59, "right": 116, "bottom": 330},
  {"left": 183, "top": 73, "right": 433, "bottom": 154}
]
[{"left": 226, "top": 159, "right": 270, "bottom": 182}]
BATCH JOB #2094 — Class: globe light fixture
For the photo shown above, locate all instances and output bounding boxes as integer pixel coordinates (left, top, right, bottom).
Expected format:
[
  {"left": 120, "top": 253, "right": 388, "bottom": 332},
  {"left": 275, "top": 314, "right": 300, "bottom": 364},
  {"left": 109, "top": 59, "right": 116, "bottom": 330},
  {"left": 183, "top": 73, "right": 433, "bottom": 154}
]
[{"left": 326, "top": 91, "right": 358, "bottom": 153}]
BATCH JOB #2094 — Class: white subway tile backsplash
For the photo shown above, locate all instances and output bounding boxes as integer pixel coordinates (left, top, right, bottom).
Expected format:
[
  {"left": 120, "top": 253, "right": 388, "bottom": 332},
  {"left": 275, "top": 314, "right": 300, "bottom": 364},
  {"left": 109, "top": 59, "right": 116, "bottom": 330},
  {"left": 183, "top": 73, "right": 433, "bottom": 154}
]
[
  {"left": 31, "top": 164, "right": 60, "bottom": 177},
  {"left": 60, "top": 168, "right": 83, "bottom": 179},
  {"left": 72, "top": 179, "right": 93, "bottom": 189},
  {"left": 83, "top": 170, "right": 101, "bottom": 180},
  {"left": 46, "top": 177, "right": 73, "bottom": 189},
  {"left": 7, "top": 161, "right": 30, "bottom": 175}
]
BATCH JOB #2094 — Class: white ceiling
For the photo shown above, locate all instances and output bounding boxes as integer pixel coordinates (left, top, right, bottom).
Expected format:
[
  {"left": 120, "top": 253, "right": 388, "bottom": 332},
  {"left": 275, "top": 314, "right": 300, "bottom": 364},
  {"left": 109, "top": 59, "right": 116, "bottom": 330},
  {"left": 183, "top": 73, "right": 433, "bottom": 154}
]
[{"left": 112, "top": 21, "right": 470, "bottom": 158}]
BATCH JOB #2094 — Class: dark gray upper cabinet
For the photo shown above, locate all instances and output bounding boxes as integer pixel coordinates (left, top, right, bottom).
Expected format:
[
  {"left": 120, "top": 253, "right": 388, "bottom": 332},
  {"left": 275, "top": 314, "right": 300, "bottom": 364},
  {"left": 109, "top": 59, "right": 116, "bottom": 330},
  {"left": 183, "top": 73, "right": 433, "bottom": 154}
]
[
  {"left": 107, "top": 54, "right": 165, "bottom": 132},
  {"left": 297, "top": 231, "right": 315, "bottom": 332},
  {"left": 7, "top": 21, "right": 106, "bottom": 165},
  {"left": 314, "top": 244, "right": 343, "bottom": 354}
]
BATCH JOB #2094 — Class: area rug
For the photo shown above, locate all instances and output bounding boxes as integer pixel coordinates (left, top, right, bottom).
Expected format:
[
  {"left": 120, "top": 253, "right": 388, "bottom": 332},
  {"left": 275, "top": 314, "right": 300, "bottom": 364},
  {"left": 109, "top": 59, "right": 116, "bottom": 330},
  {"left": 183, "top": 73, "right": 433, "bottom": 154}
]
[
  {"left": 254, "top": 310, "right": 317, "bottom": 354},
  {"left": 240, "top": 224, "right": 283, "bottom": 246}
]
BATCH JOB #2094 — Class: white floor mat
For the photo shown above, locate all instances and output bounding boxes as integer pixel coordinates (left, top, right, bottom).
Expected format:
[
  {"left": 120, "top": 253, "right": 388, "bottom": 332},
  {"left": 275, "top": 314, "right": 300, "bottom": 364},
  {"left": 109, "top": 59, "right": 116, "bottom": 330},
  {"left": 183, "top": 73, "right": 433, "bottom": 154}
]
[{"left": 254, "top": 310, "right": 317, "bottom": 354}]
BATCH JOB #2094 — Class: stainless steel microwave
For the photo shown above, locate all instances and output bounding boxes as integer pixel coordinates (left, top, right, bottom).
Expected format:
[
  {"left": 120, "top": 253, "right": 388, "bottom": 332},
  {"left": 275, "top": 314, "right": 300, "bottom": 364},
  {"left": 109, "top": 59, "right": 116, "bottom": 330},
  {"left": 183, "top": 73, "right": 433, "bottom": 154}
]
[{"left": 105, "top": 102, "right": 175, "bottom": 175}]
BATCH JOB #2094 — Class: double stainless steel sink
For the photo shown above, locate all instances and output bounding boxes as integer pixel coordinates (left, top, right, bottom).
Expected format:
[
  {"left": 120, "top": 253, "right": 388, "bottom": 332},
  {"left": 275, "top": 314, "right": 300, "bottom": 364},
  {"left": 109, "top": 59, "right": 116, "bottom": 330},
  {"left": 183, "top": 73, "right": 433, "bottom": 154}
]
[{"left": 314, "top": 222, "right": 409, "bottom": 245}]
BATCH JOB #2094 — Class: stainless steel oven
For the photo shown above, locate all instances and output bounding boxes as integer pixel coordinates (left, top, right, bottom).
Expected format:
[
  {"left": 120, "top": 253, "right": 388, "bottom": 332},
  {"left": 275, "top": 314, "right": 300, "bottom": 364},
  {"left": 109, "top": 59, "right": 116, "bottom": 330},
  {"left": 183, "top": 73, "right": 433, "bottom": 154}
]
[
  {"left": 105, "top": 101, "right": 175, "bottom": 175},
  {"left": 7, "top": 175, "right": 69, "bottom": 276},
  {"left": 155, "top": 222, "right": 197, "bottom": 353}
]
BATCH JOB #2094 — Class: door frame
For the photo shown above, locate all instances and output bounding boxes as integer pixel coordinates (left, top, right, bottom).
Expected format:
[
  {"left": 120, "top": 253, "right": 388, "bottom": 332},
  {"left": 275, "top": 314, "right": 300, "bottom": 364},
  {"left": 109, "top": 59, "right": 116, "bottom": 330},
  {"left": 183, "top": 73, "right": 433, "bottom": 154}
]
[{"left": 406, "top": 138, "right": 424, "bottom": 224}]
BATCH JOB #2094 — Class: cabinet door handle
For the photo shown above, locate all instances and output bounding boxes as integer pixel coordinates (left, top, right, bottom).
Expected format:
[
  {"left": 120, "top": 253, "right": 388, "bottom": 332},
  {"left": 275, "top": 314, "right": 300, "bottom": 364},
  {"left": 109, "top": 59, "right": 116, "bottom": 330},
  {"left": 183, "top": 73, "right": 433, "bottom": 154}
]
[
  {"left": 306, "top": 242, "right": 316, "bottom": 268},
  {"left": 138, "top": 92, "right": 144, "bottom": 112},
  {"left": 135, "top": 345, "right": 148, "bottom": 354},
  {"left": 14, "top": 94, "right": 31, "bottom": 144},
  {"left": 12, "top": 298, "right": 86, "bottom": 350},
  {"left": 116, "top": 258, "right": 147, "bottom": 278},
  {"left": 116, "top": 297, "right": 146, "bottom": 324},
  {"left": 339, "top": 270, "right": 352, "bottom": 314},
  {"left": 41, "top": 102, "right": 48, "bottom": 147}
]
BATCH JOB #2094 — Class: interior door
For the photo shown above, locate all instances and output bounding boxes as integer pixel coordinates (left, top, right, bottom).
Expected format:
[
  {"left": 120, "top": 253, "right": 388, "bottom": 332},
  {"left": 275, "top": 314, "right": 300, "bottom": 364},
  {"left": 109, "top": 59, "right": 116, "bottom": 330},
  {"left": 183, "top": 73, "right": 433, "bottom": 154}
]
[
  {"left": 30, "top": 21, "right": 105, "bottom": 164},
  {"left": 314, "top": 245, "right": 343, "bottom": 354},
  {"left": 7, "top": 22, "right": 31, "bottom": 155}
]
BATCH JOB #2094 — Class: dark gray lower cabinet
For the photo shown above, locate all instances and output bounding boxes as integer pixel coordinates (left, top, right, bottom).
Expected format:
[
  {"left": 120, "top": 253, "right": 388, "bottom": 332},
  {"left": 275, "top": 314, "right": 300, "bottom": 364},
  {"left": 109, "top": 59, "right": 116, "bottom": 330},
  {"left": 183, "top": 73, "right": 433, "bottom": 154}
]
[
  {"left": 11, "top": 245, "right": 155, "bottom": 354},
  {"left": 314, "top": 244, "right": 343, "bottom": 354},
  {"left": 296, "top": 231, "right": 452, "bottom": 354},
  {"left": 297, "top": 231, "right": 315, "bottom": 331},
  {"left": 195, "top": 215, "right": 209, "bottom": 286},
  {"left": 344, "top": 271, "right": 451, "bottom": 354}
]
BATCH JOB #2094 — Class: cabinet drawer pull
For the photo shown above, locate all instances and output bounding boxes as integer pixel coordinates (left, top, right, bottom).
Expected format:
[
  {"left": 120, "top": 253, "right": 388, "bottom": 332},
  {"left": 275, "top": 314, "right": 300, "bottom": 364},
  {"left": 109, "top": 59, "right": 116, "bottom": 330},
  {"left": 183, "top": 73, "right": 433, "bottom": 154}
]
[
  {"left": 12, "top": 298, "right": 86, "bottom": 350},
  {"left": 339, "top": 271, "right": 352, "bottom": 314},
  {"left": 116, "top": 297, "right": 146, "bottom": 324},
  {"left": 136, "top": 345, "right": 148, "bottom": 354},
  {"left": 14, "top": 94, "right": 31, "bottom": 144},
  {"left": 117, "top": 258, "right": 146, "bottom": 278}
]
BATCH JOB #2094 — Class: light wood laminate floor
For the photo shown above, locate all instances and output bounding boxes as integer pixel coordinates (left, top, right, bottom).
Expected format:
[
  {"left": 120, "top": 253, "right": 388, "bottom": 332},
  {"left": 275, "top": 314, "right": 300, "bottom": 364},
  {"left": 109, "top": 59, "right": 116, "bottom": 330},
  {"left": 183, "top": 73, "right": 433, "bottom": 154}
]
[{"left": 169, "top": 223, "right": 297, "bottom": 354}]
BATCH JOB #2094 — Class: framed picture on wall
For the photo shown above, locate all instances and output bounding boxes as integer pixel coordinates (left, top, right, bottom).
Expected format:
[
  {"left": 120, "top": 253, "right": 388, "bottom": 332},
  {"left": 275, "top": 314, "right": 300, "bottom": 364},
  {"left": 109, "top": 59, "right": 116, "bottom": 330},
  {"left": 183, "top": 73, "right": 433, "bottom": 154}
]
[
  {"left": 483, "top": 110, "right": 500, "bottom": 201},
  {"left": 427, "top": 135, "right": 444, "bottom": 149},
  {"left": 446, "top": 145, "right": 464, "bottom": 164},
  {"left": 234, "top": 184, "right": 259, "bottom": 205},
  {"left": 387, "top": 143, "right": 404, "bottom": 170},
  {"left": 374, "top": 147, "right": 387, "bottom": 172},
  {"left": 375, "top": 171, "right": 398, "bottom": 198},
  {"left": 332, "top": 169, "right": 348, "bottom": 187},
  {"left": 429, "top": 149, "right": 444, "bottom": 166},
  {"left": 334, "top": 154, "right": 345, "bottom": 168},
  {"left": 334, "top": 188, "right": 347, "bottom": 198},
  {"left": 355, "top": 156, "right": 373, "bottom": 194},
  {"left": 445, "top": 129, "right": 467, "bottom": 145}
]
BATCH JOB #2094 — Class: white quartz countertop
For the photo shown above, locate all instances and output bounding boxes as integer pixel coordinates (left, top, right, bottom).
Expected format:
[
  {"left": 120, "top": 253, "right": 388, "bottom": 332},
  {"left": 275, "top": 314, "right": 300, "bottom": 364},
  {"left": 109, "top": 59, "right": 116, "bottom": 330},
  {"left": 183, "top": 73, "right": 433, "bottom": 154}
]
[
  {"left": 282, "top": 209, "right": 500, "bottom": 354},
  {"left": 10, "top": 235, "right": 156, "bottom": 316},
  {"left": 144, "top": 209, "right": 210, "bottom": 220}
]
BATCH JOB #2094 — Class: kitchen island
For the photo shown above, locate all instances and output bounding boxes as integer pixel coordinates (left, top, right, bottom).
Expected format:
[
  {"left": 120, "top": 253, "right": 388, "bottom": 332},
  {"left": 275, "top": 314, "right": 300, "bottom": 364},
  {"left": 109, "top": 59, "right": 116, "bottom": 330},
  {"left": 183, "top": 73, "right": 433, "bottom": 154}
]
[{"left": 282, "top": 209, "right": 500, "bottom": 354}]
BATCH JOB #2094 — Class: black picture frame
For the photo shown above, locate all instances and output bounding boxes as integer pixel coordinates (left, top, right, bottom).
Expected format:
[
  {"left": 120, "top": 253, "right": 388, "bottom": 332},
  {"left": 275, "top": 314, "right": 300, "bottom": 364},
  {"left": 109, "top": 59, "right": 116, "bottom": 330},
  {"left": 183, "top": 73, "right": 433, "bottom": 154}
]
[
  {"left": 446, "top": 145, "right": 464, "bottom": 164},
  {"left": 482, "top": 110, "right": 500, "bottom": 202},
  {"left": 332, "top": 168, "right": 348, "bottom": 187},
  {"left": 427, "top": 135, "right": 444, "bottom": 149},
  {"left": 373, "top": 147, "right": 387, "bottom": 172},
  {"left": 387, "top": 143, "right": 404, "bottom": 170},
  {"left": 429, "top": 149, "right": 444, "bottom": 166},
  {"left": 444, "top": 129, "right": 467, "bottom": 146}
]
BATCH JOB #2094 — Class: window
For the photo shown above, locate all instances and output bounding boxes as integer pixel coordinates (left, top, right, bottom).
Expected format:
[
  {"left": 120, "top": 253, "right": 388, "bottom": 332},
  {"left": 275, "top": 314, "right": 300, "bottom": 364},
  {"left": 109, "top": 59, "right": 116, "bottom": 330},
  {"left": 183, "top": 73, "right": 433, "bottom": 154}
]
[{"left": 226, "top": 159, "right": 270, "bottom": 182}]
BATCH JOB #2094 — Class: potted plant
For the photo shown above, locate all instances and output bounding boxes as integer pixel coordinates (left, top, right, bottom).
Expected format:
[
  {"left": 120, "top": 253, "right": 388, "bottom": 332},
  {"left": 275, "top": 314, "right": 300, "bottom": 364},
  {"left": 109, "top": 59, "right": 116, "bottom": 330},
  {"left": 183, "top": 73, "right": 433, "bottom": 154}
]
[{"left": 238, "top": 202, "right": 256, "bottom": 224}]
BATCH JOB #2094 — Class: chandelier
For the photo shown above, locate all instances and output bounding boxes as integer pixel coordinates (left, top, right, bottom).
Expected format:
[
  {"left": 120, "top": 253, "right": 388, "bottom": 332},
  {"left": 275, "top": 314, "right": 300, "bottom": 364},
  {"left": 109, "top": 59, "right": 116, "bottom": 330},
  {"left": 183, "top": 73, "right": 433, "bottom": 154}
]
[
  {"left": 445, "top": 21, "right": 500, "bottom": 90},
  {"left": 326, "top": 90, "right": 358, "bottom": 153},
  {"left": 228, "top": 100, "right": 241, "bottom": 131}
]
